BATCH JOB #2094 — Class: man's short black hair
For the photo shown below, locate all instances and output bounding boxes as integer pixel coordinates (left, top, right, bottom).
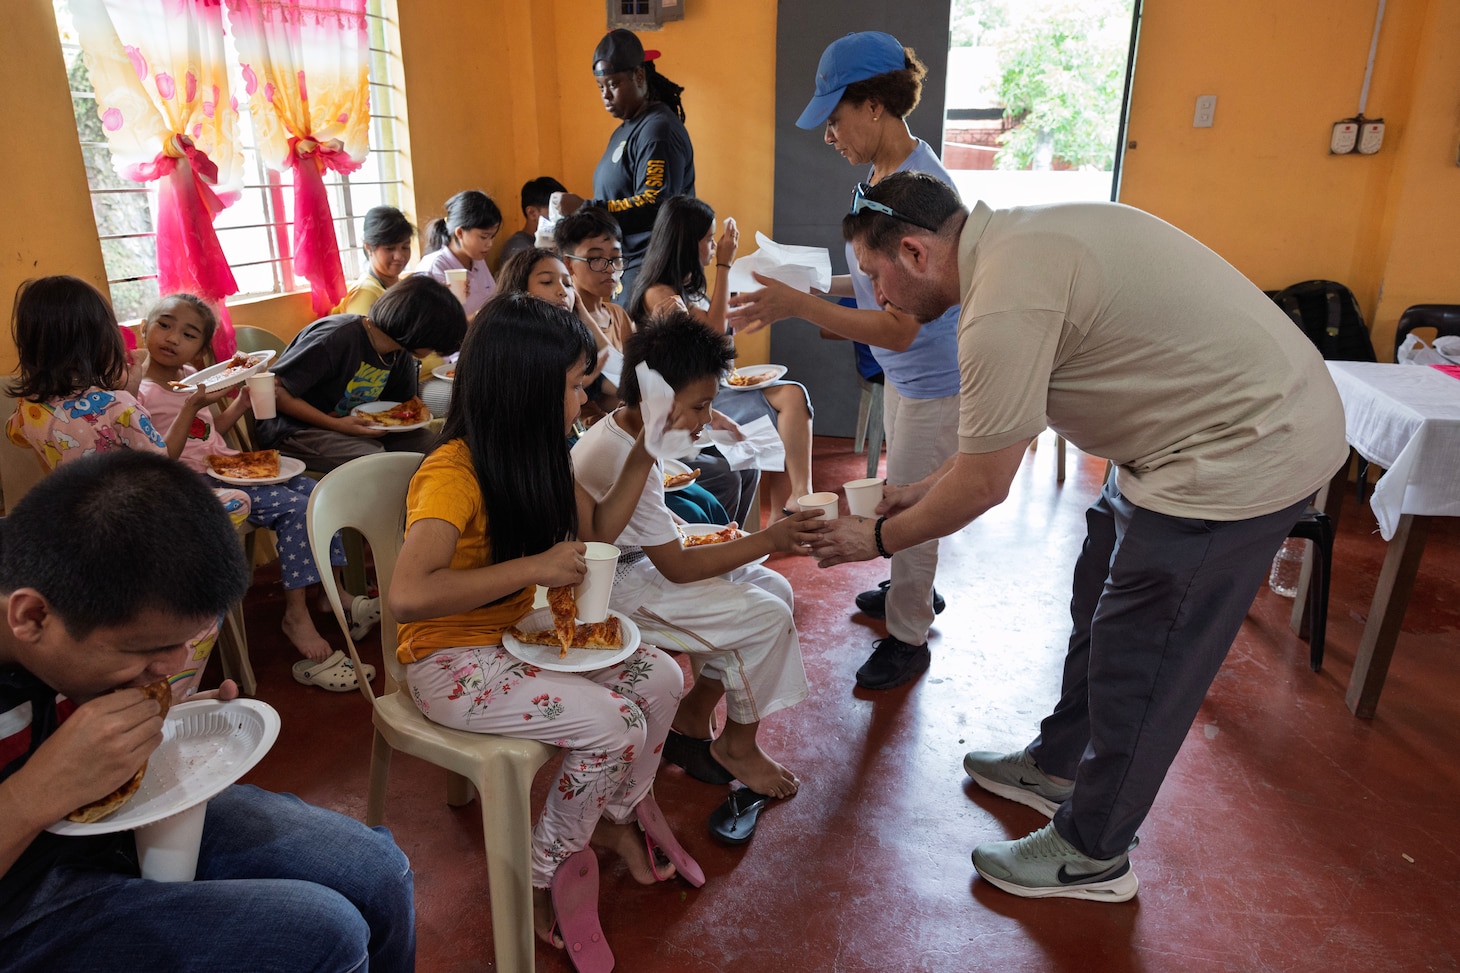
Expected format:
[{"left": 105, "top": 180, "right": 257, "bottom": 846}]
[
  {"left": 521, "top": 176, "right": 567, "bottom": 214},
  {"left": 841, "top": 171, "right": 967, "bottom": 259},
  {"left": 370, "top": 274, "right": 468, "bottom": 356},
  {"left": 0, "top": 451, "right": 251, "bottom": 637},
  {"left": 617, "top": 308, "right": 735, "bottom": 407}
]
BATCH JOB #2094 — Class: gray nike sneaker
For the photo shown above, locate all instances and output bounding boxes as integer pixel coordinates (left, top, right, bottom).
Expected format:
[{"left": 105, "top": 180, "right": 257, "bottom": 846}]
[
  {"left": 962, "top": 748, "right": 1074, "bottom": 818},
  {"left": 972, "top": 822, "right": 1139, "bottom": 902}
]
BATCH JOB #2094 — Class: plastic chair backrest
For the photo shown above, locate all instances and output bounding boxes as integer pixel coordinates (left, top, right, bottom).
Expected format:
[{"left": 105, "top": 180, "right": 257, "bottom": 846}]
[
  {"left": 305, "top": 451, "right": 423, "bottom": 699},
  {"left": 0, "top": 392, "right": 49, "bottom": 512},
  {"left": 233, "top": 326, "right": 287, "bottom": 354},
  {"left": 1393, "top": 304, "right": 1460, "bottom": 356}
]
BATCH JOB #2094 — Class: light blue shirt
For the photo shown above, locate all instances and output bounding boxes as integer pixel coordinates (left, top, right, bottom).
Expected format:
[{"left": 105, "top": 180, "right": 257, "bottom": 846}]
[{"left": 846, "top": 139, "right": 962, "bottom": 399}]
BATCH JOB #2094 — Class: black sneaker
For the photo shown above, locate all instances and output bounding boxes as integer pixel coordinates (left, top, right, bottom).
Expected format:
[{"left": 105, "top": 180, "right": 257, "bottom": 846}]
[
  {"left": 853, "top": 580, "right": 946, "bottom": 619},
  {"left": 855, "top": 636, "right": 931, "bottom": 690}
]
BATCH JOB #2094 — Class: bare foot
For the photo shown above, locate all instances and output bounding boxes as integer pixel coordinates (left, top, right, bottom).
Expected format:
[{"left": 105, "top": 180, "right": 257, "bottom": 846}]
[
  {"left": 591, "top": 818, "right": 664, "bottom": 884},
  {"left": 282, "top": 609, "right": 333, "bottom": 663},
  {"left": 709, "top": 738, "right": 799, "bottom": 798},
  {"left": 532, "top": 887, "right": 562, "bottom": 948}
]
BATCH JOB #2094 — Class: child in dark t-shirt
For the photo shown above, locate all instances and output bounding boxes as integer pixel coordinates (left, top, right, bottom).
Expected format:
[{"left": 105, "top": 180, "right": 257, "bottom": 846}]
[{"left": 257, "top": 275, "right": 466, "bottom": 472}]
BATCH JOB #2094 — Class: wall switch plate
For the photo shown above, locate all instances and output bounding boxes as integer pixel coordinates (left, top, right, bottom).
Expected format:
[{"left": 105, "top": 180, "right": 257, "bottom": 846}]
[
  {"left": 1357, "top": 119, "right": 1385, "bottom": 155},
  {"left": 1331, "top": 120, "right": 1359, "bottom": 154},
  {"left": 1193, "top": 95, "right": 1217, "bottom": 128}
]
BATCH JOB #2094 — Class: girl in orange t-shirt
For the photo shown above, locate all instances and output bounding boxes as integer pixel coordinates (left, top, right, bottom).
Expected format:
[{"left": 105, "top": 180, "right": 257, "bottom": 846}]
[{"left": 390, "top": 294, "right": 700, "bottom": 966}]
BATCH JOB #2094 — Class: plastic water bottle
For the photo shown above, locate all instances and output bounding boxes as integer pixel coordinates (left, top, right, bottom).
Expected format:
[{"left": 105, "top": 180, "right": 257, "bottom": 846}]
[{"left": 1268, "top": 538, "right": 1304, "bottom": 598}]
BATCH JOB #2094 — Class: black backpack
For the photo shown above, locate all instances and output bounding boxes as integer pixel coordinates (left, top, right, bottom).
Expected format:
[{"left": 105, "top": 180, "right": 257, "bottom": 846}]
[{"left": 1266, "top": 280, "right": 1377, "bottom": 362}]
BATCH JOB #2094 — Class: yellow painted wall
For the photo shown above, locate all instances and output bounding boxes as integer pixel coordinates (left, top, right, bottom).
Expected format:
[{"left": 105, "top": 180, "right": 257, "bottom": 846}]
[
  {"left": 0, "top": 0, "right": 109, "bottom": 375},
  {"left": 1120, "top": 0, "right": 1457, "bottom": 358}
]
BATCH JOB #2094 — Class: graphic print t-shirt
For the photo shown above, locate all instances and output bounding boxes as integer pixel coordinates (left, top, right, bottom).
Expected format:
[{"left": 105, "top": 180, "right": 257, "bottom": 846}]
[{"left": 255, "top": 314, "right": 418, "bottom": 448}]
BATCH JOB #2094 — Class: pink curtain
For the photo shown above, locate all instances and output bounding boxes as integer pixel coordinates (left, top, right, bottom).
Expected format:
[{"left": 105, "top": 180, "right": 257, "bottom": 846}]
[
  {"left": 226, "top": 0, "right": 371, "bottom": 316},
  {"left": 72, "top": 0, "right": 242, "bottom": 356}
]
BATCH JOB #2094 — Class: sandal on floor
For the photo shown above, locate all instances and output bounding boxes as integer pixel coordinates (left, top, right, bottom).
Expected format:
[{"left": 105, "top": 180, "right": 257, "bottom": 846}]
[
  {"left": 663, "top": 730, "right": 735, "bottom": 785},
  {"left": 635, "top": 795, "right": 705, "bottom": 887},
  {"left": 349, "top": 594, "right": 382, "bottom": 640},
  {"left": 292, "top": 650, "right": 375, "bottom": 692},
  {"left": 550, "top": 849, "right": 614, "bottom": 973},
  {"left": 709, "top": 787, "right": 775, "bottom": 846}
]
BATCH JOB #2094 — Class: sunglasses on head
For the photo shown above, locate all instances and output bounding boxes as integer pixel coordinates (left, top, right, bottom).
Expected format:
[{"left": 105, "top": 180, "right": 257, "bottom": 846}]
[{"left": 848, "top": 183, "right": 941, "bottom": 233}]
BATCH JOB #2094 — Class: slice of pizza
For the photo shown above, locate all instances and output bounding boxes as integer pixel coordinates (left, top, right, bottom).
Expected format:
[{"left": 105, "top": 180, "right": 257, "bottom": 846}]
[
  {"left": 681, "top": 525, "right": 743, "bottom": 547},
  {"left": 205, "top": 449, "right": 281, "bottom": 480},
  {"left": 508, "top": 615, "right": 623, "bottom": 651},
  {"left": 546, "top": 585, "right": 577, "bottom": 658},
  {"left": 359, "top": 396, "right": 431, "bottom": 427},
  {"left": 663, "top": 468, "right": 701, "bottom": 489}
]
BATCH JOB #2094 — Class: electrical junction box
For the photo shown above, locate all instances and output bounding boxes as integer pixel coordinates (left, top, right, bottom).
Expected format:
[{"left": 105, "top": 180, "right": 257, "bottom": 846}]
[
  {"left": 1357, "top": 120, "right": 1385, "bottom": 155},
  {"left": 1331, "top": 120, "right": 1359, "bottom": 154},
  {"left": 1193, "top": 94, "right": 1216, "bottom": 128}
]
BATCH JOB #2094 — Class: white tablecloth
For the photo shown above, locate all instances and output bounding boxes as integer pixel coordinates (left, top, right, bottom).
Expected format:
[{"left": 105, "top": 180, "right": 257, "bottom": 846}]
[{"left": 1327, "top": 362, "right": 1460, "bottom": 539}]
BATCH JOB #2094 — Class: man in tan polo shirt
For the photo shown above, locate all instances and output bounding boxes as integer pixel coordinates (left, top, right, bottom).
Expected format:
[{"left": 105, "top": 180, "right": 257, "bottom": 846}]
[{"left": 813, "top": 172, "right": 1348, "bottom": 902}]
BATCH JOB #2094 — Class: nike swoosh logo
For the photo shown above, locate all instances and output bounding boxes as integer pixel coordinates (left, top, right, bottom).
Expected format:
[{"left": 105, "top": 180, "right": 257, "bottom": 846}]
[
  {"left": 1017, "top": 777, "right": 1043, "bottom": 787},
  {"left": 1056, "top": 860, "right": 1129, "bottom": 885}
]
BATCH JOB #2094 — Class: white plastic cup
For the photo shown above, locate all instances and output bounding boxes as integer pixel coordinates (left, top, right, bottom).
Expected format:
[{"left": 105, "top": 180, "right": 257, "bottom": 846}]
[
  {"left": 843, "top": 477, "right": 884, "bottom": 518},
  {"left": 245, "top": 372, "right": 277, "bottom": 420},
  {"left": 575, "top": 542, "right": 619, "bottom": 623},
  {"left": 443, "top": 268, "right": 469, "bottom": 304},
  {"left": 135, "top": 800, "right": 208, "bottom": 882},
  {"left": 798, "top": 491, "right": 840, "bottom": 523}
]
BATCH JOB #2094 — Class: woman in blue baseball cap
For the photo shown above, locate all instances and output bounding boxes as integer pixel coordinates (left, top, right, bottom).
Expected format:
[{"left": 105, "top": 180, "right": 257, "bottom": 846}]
[{"left": 727, "top": 31, "right": 965, "bottom": 693}]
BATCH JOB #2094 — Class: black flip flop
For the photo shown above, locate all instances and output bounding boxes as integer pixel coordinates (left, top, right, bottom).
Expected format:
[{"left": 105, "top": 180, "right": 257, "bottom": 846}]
[
  {"left": 708, "top": 787, "right": 774, "bottom": 845},
  {"left": 663, "top": 731, "right": 735, "bottom": 785}
]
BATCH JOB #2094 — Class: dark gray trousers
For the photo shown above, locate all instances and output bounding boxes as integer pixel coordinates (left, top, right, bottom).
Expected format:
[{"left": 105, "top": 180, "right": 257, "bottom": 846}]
[{"left": 1029, "top": 478, "right": 1305, "bottom": 859}]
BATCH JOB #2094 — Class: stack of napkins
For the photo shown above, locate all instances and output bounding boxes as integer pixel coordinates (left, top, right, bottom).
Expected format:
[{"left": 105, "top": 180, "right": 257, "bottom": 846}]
[{"left": 724, "top": 232, "right": 832, "bottom": 295}]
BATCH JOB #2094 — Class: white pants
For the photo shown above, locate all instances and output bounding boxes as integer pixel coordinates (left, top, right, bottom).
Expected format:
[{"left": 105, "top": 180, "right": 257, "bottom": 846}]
[
  {"left": 622, "top": 563, "right": 808, "bottom": 725},
  {"left": 882, "top": 385, "right": 960, "bottom": 645}
]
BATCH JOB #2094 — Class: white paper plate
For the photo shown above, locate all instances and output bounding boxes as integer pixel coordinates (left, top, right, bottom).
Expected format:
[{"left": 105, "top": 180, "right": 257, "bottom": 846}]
[
  {"left": 353, "top": 400, "right": 433, "bottom": 432},
  {"left": 171, "top": 350, "right": 275, "bottom": 392},
  {"left": 662, "top": 457, "right": 700, "bottom": 493},
  {"left": 431, "top": 364, "right": 456, "bottom": 382},
  {"left": 502, "top": 607, "right": 640, "bottom": 673},
  {"left": 721, "top": 364, "right": 788, "bottom": 389},
  {"left": 48, "top": 698, "right": 281, "bottom": 836},
  {"left": 679, "top": 523, "right": 767, "bottom": 564},
  {"left": 206, "top": 455, "right": 306, "bottom": 487}
]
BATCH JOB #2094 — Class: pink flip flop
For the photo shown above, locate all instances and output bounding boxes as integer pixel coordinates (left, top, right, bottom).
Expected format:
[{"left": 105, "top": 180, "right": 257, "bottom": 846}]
[
  {"left": 635, "top": 795, "right": 706, "bottom": 887},
  {"left": 550, "top": 849, "right": 614, "bottom": 973}
]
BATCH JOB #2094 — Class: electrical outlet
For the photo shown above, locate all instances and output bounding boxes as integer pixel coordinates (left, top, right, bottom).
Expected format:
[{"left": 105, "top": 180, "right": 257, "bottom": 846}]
[
  {"left": 1330, "top": 120, "right": 1359, "bottom": 154},
  {"left": 1193, "top": 95, "right": 1217, "bottom": 128},
  {"left": 1357, "top": 119, "right": 1385, "bottom": 155}
]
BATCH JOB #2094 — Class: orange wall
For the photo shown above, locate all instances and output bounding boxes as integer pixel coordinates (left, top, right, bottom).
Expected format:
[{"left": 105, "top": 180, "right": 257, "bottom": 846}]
[
  {"left": 1120, "top": 0, "right": 1457, "bottom": 358},
  {"left": 0, "top": 0, "right": 109, "bottom": 375}
]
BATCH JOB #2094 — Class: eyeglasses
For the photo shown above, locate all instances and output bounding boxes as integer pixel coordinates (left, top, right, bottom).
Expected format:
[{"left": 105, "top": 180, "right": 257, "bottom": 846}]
[
  {"left": 563, "top": 253, "right": 626, "bottom": 273},
  {"left": 848, "top": 183, "right": 941, "bottom": 233}
]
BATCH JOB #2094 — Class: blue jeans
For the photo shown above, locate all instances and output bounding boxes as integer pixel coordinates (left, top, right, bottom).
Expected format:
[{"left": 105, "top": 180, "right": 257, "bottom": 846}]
[{"left": 0, "top": 785, "right": 415, "bottom": 972}]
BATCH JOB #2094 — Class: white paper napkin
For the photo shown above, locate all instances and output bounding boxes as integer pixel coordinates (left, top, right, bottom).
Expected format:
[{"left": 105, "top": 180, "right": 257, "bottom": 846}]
[
  {"left": 635, "top": 362, "right": 697, "bottom": 460},
  {"left": 696, "top": 415, "right": 785, "bottom": 471},
  {"left": 725, "top": 232, "right": 833, "bottom": 294}
]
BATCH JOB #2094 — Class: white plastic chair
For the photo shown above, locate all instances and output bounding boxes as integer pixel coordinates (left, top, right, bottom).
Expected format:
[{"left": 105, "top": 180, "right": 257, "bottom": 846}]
[{"left": 305, "top": 451, "right": 556, "bottom": 973}]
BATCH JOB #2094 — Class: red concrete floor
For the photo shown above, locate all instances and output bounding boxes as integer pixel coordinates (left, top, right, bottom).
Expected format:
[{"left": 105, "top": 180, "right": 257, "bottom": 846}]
[{"left": 232, "top": 433, "right": 1460, "bottom": 973}]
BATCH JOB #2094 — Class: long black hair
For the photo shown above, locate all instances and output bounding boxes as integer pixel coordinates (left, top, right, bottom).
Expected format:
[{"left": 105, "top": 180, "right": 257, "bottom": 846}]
[
  {"left": 644, "top": 62, "right": 686, "bottom": 123},
  {"left": 8, "top": 275, "right": 128, "bottom": 401},
  {"left": 627, "top": 195, "right": 714, "bottom": 323},
  {"left": 439, "top": 294, "right": 596, "bottom": 564},
  {"left": 425, "top": 190, "right": 503, "bottom": 253},
  {"left": 494, "top": 247, "right": 562, "bottom": 300}
]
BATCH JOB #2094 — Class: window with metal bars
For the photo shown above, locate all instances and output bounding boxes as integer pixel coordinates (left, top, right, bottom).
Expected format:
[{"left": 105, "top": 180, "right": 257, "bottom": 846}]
[{"left": 53, "top": 0, "right": 412, "bottom": 322}]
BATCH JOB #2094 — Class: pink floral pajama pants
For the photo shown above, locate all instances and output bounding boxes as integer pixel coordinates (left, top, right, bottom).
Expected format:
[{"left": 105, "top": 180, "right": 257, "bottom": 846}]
[{"left": 406, "top": 643, "right": 682, "bottom": 887}]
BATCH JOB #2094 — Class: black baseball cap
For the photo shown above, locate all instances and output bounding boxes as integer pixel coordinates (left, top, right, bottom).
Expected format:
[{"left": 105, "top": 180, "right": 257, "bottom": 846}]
[{"left": 592, "top": 29, "right": 661, "bottom": 76}]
